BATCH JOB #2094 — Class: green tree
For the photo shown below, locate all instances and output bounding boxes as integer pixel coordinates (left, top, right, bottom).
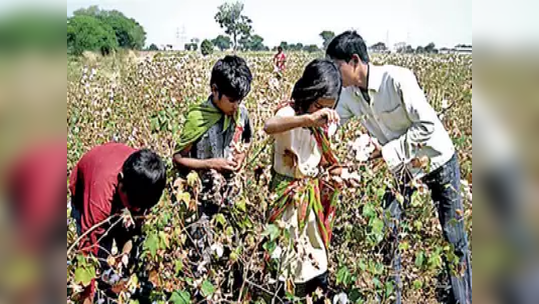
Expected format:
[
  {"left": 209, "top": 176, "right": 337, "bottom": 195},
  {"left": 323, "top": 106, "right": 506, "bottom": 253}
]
[
  {"left": 214, "top": 1, "right": 252, "bottom": 51},
  {"left": 303, "top": 44, "right": 320, "bottom": 53},
  {"left": 67, "top": 15, "right": 118, "bottom": 56},
  {"left": 73, "top": 6, "right": 146, "bottom": 50},
  {"left": 212, "top": 35, "right": 232, "bottom": 51},
  {"left": 320, "top": 30, "right": 335, "bottom": 49},
  {"left": 370, "top": 42, "right": 387, "bottom": 51},
  {"left": 279, "top": 41, "right": 289, "bottom": 51},
  {"left": 148, "top": 43, "right": 159, "bottom": 51},
  {"left": 201, "top": 39, "right": 214, "bottom": 56},
  {"left": 242, "top": 34, "right": 265, "bottom": 51},
  {"left": 288, "top": 43, "right": 304, "bottom": 51},
  {"left": 424, "top": 42, "right": 437, "bottom": 53}
]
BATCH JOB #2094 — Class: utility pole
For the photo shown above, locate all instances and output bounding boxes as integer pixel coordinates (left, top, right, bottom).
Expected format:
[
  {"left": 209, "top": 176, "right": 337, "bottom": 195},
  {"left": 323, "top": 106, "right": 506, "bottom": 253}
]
[{"left": 178, "top": 25, "right": 187, "bottom": 51}]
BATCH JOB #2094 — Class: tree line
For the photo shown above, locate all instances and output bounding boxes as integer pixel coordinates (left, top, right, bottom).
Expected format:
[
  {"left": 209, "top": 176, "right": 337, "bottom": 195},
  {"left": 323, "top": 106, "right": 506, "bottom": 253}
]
[{"left": 68, "top": 2, "right": 465, "bottom": 56}]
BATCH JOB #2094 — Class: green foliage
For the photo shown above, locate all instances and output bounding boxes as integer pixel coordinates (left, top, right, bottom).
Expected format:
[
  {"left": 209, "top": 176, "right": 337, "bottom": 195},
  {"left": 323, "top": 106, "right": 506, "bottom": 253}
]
[
  {"left": 371, "top": 42, "right": 387, "bottom": 51},
  {"left": 185, "top": 39, "right": 199, "bottom": 51},
  {"left": 214, "top": 1, "right": 252, "bottom": 50},
  {"left": 201, "top": 39, "right": 214, "bottom": 56},
  {"left": 319, "top": 30, "right": 335, "bottom": 49},
  {"left": 212, "top": 35, "right": 232, "bottom": 51},
  {"left": 67, "top": 15, "right": 118, "bottom": 56},
  {"left": 200, "top": 280, "right": 216, "bottom": 297},
  {"left": 288, "top": 43, "right": 304, "bottom": 51},
  {"left": 303, "top": 44, "right": 320, "bottom": 53},
  {"left": 336, "top": 266, "right": 353, "bottom": 287},
  {"left": 262, "top": 224, "right": 281, "bottom": 241},
  {"left": 144, "top": 232, "right": 160, "bottom": 258},
  {"left": 170, "top": 290, "right": 191, "bottom": 304},
  {"left": 148, "top": 43, "right": 159, "bottom": 51},
  {"left": 69, "top": 5, "right": 146, "bottom": 55},
  {"left": 239, "top": 34, "right": 268, "bottom": 51},
  {"left": 73, "top": 255, "right": 96, "bottom": 286}
]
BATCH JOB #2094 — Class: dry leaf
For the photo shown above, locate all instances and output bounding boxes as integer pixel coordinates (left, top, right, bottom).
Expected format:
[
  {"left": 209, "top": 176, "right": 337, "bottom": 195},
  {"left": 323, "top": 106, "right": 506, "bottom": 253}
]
[{"left": 122, "top": 240, "right": 133, "bottom": 255}]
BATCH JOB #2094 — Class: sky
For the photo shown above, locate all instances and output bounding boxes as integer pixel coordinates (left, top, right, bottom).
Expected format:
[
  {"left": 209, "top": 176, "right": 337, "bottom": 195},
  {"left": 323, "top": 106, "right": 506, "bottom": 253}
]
[{"left": 65, "top": 0, "right": 474, "bottom": 49}]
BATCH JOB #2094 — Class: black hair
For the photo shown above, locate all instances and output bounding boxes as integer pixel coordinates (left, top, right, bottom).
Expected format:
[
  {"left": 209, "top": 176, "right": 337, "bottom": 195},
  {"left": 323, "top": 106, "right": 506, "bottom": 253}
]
[
  {"left": 291, "top": 58, "right": 342, "bottom": 114},
  {"left": 326, "top": 31, "right": 370, "bottom": 64},
  {"left": 277, "top": 46, "right": 283, "bottom": 52},
  {"left": 210, "top": 55, "right": 253, "bottom": 101},
  {"left": 121, "top": 149, "right": 167, "bottom": 210}
]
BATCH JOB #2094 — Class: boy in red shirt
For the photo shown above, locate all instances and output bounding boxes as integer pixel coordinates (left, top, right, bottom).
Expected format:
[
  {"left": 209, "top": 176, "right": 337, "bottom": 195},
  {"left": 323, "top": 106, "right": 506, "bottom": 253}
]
[{"left": 69, "top": 143, "right": 166, "bottom": 302}]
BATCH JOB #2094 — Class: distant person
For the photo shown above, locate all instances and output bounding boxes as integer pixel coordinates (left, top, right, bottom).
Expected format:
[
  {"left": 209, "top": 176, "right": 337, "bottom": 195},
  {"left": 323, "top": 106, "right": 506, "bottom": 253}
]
[
  {"left": 327, "top": 31, "right": 472, "bottom": 304},
  {"left": 173, "top": 55, "right": 253, "bottom": 217},
  {"left": 264, "top": 59, "right": 342, "bottom": 302},
  {"left": 69, "top": 143, "right": 167, "bottom": 302},
  {"left": 273, "top": 46, "right": 287, "bottom": 76}
]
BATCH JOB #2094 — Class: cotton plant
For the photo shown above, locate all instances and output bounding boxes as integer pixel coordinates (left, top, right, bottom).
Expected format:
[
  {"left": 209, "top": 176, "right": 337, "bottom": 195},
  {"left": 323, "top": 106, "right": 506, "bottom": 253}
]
[{"left": 348, "top": 133, "right": 378, "bottom": 162}]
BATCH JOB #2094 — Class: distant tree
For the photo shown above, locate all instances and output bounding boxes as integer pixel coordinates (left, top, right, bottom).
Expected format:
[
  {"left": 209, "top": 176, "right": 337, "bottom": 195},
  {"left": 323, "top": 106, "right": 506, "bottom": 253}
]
[
  {"left": 303, "top": 44, "right": 320, "bottom": 53},
  {"left": 396, "top": 44, "right": 414, "bottom": 54},
  {"left": 238, "top": 35, "right": 250, "bottom": 51},
  {"left": 370, "top": 42, "right": 387, "bottom": 51},
  {"left": 319, "top": 30, "right": 335, "bottom": 49},
  {"left": 405, "top": 45, "right": 414, "bottom": 53},
  {"left": 67, "top": 15, "right": 118, "bottom": 56},
  {"left": 201, "top": 39, "right": 214, "bottom": 56},
  {"left": 237, "top": 34, "right": 267, "bottom": 51},
  {"left": 185, "top": 39, "right": 198, "bottom": 51},
  {"left": 148, "top": 43, "right": 159, "bottom": 51},
  {"left": 247, "top": 34, "right": 266, "bottom": 51},
  {"left": 424, "top": 42, "right": 436, "bottom": 53},
  {"left": 214, "top": 1, "right": 252, "bottom": 51},
  {"left": 416, "top": 46, "right": 425, "bottom": 54},
  {"left": 73, "top": 6, "right": 146, "bottom": 50},
  {"left": 72, "top": 5, "right": 100, "bottom": 16},
  {"left": 279, "top": 41, "right": 289, "bottom": 51},
  {"left": 212, "top": 35, "right": 232, "bottom": 51},
  {"left": 288, "top": 43, "right": 304, "bottom": 51},
  {"left": 185, "top": 38, "right": 199, "bottom": 51}
]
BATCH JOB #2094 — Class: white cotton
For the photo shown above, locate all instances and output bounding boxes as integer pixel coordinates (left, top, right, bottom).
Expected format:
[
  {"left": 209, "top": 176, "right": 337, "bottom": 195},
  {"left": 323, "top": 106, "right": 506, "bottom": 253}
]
[
  {"left": 211, "top": 243, "right": 224, "bottom": 258},
  {"left": 333, "top": 292, "right": 349, "bottom": 304},
  {"left": 349, "top": 133, "right": 375, "bottom": 162}
]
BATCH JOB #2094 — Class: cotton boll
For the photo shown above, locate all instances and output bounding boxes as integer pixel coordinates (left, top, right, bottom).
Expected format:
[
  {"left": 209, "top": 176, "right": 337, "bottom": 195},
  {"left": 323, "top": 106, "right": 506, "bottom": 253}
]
[
  {"left": 349, "top": 134, "right": 375, "bottom": 162},
  {"left": 211, "top": 243, "right": 224, "bottom": 258},
  {"left": 333, "top": 292, "right": 349, "bottom": 304}
]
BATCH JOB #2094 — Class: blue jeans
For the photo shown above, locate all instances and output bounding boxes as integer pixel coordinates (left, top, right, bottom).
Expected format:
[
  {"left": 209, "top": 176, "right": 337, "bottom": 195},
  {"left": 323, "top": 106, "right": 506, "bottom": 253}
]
[{"left": 384, "top": 154, "right": 472, "bottom": 304}]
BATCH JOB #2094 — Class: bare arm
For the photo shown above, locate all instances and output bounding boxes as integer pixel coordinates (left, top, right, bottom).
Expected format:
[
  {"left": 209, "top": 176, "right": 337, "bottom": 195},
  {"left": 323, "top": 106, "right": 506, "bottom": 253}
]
[
  {"left": 264, "top": 108, "right": 340, "bottom": 135},
  {"left": 173, "top": 152, "right": 236, "bottom": 172},
  {"left": 264, "top": 115, "right": 312, "bottom": 135}
]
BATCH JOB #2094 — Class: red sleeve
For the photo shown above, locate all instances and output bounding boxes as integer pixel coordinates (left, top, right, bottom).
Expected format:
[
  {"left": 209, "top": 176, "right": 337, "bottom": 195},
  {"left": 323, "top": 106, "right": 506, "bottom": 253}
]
[{"left": 78, "top": 189, "right": 112, "bottom": 257}]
